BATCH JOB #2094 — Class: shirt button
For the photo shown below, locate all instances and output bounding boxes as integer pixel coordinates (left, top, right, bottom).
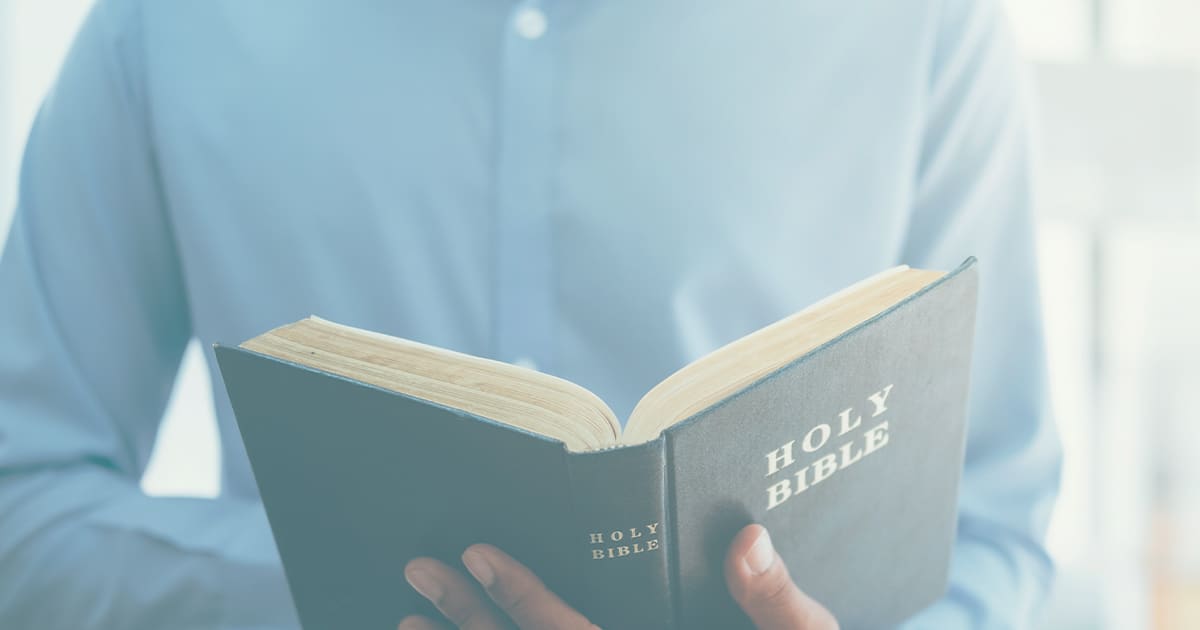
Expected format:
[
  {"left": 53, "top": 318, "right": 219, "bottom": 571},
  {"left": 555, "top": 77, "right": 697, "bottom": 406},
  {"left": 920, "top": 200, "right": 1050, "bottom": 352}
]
[
  {"left": 514, "top": 356, "right": 539, "bottom": 371},
  {"left": 513, "top": 7, "right": 548, "bottom": 40}
]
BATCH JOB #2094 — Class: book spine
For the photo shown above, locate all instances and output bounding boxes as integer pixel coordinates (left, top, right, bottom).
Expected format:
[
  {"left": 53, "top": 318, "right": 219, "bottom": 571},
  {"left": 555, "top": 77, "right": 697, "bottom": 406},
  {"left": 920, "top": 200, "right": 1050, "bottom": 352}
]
[{"left": 564, "top": 438, "right": 674, "bottom": 629}]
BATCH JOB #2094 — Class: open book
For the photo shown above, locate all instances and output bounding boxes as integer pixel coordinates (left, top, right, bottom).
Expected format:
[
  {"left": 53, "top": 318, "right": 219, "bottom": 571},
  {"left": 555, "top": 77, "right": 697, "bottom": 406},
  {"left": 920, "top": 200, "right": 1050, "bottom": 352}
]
[{"left": 215, "top": 258, "right": 979, "bottom": 629}]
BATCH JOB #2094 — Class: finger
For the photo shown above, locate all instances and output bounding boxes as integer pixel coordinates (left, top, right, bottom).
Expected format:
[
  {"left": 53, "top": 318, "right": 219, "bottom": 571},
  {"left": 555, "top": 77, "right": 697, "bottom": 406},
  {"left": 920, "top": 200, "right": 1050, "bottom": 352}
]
[
  {"left": 724, "top": 525, "right": 839, "bottom": 630},
  {"left": 398, "top": 615, "right": 454, "bottom": 630},
  {"left": 406, "top": 556, "right": 514, "bottom": 630},
  {"left": 462, "top": 544, "right": 598, "bottom": 630}
]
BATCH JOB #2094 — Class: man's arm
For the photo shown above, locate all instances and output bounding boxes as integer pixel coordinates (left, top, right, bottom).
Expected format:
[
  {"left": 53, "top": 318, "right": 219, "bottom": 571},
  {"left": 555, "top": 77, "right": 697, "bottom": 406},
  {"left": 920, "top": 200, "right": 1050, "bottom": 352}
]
[
  {"left": 0, "top": 1, "right": 296, "bottom": 627},
  {"left": 898, "top": 0, "right": 1062, "bottom": 627}
]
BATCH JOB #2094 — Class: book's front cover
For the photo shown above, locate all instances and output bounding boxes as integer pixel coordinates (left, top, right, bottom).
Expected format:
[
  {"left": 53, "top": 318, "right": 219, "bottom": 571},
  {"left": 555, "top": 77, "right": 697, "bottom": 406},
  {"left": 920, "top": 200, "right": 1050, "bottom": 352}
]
[{"left": 665, "top": 262, "right": 978, "bottom": 629}]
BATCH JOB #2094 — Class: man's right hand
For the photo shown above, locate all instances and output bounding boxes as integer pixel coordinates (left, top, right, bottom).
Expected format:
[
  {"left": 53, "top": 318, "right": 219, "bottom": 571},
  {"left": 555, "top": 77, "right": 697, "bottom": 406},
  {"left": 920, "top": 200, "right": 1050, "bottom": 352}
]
[{"left": 724, "top": 524, "right": 840, "bottom": 630}]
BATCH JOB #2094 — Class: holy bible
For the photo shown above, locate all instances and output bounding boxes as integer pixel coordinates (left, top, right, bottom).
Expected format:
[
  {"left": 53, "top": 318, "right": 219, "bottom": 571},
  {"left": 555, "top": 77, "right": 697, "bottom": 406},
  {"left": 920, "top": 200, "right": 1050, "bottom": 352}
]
[{"left": 214, "top": 258, "right": 979, "bottom": 630}]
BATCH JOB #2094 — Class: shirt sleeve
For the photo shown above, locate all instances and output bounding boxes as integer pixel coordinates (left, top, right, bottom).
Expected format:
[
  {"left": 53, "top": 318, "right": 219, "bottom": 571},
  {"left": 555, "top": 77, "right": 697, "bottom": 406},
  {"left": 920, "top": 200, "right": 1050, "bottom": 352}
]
[
  {"left": 896, "top": 0, "right": 1062, "bottom": 628},
  {"left": 0, "top": 1, "right": 298, "bottom": 628}
]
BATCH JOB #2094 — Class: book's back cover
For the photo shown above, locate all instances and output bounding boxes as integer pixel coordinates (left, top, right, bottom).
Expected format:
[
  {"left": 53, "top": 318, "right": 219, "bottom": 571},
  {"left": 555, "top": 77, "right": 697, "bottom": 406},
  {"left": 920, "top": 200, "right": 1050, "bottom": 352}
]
[
  {"left": 665, "top": 260, "right": 978, "bottom": 629},
  {"left": 215, "top": 348, "right": 578, "bottom": 629}
]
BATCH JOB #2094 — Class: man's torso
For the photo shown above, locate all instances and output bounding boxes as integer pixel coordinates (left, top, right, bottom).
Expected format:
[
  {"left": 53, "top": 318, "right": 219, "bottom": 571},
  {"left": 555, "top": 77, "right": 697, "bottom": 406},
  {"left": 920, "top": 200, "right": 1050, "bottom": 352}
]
[{"left": 132, "top": 1, "right": 938, "bottom": 497}]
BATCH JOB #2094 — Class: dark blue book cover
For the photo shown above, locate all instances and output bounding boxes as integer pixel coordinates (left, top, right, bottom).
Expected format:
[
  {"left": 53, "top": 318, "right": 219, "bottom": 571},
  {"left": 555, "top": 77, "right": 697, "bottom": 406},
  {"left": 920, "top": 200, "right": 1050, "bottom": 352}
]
[{"left": 215, "top": 259, "right": 977, "bottom": 630}]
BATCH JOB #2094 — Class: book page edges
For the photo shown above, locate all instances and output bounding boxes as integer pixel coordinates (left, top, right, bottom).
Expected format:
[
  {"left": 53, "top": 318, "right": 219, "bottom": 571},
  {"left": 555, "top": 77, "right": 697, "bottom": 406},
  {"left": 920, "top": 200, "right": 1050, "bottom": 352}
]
[
  {"left": 227, "top": 258, "right": 975, "bottom": 454},
  {"left": 239, "top": 319, "right": 622, "bottom": 452}
]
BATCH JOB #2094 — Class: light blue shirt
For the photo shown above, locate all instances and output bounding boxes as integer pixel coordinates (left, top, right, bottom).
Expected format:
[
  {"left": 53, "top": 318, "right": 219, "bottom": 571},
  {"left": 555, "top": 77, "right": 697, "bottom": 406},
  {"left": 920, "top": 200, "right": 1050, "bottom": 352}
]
[{"left": 0, "top": 0, "right": 1060, "bottom": 628}]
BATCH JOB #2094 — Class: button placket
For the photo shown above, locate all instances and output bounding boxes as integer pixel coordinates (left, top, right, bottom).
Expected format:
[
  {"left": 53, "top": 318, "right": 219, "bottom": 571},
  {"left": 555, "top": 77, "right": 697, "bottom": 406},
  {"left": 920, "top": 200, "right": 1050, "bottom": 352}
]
[{"left": 492, "top": 1, "right": 557, "bottom": 372}]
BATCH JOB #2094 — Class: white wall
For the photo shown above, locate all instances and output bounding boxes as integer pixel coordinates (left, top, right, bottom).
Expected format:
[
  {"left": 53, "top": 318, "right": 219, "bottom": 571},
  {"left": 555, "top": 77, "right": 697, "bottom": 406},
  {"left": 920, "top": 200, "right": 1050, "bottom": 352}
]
[{"left": 0, "top": 0, "right": 94, "bottom": 233}]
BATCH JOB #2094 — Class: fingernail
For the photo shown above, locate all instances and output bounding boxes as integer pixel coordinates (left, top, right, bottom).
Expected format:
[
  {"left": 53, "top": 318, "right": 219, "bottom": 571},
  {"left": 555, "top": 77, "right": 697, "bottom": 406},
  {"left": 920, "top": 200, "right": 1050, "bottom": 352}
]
[
  {"left": 405, "top": 567, "right": 443, "bottom": 603},
  {"left": 462, "top": 548, "right": 496, "bottom": 587},
  {"left": 745, "top": 528, "right": 776, "bottom": 575}
]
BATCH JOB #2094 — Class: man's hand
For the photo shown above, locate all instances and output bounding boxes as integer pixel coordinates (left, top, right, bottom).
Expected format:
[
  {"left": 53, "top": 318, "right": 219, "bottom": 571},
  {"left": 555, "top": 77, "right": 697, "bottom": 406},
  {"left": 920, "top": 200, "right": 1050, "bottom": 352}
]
[
  {"left": 724, "top": 524, "right": 839, "bottom": 630},
  {"left": 400, "top": 543, "right": 599, "bottom": 630},
  {"left": 399, "top": 524, "right": 837, "bottom": 629}
]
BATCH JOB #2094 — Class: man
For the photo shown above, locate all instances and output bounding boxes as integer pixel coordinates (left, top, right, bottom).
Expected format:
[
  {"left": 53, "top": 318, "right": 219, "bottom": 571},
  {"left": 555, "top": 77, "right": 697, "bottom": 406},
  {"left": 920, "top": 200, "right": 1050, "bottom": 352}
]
[{"left": 0, "top": 0, "right": 1059, "bottom": 628}]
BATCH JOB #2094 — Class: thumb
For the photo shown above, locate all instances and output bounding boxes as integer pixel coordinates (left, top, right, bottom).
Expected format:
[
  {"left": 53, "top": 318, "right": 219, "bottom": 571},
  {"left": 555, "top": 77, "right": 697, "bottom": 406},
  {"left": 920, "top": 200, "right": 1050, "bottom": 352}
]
[{"left": 724, "top": 524, "right": 839, "bottom": 630}]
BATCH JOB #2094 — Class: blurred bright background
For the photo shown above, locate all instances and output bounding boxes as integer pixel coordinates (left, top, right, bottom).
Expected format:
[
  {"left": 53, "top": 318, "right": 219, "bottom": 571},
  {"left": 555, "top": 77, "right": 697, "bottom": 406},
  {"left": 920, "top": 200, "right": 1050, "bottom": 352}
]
[{"left": 1, "top": 2, "right": 1197, "bottom": 628}]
